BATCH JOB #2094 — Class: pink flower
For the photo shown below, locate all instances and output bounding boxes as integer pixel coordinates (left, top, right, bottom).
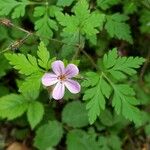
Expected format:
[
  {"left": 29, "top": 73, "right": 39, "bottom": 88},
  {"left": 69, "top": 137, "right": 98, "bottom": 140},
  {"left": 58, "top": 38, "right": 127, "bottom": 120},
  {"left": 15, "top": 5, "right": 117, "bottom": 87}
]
[{"left": 42, "top": 60, "right": 81, "bottom": 100}]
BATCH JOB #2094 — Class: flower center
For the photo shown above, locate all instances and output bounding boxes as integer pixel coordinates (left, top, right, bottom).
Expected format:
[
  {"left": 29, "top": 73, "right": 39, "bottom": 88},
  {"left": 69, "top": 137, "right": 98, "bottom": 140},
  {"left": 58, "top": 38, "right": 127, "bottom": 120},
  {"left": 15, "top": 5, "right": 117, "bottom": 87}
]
[{"left": 58, "top": 74, "right": 66, "bottom": 81}]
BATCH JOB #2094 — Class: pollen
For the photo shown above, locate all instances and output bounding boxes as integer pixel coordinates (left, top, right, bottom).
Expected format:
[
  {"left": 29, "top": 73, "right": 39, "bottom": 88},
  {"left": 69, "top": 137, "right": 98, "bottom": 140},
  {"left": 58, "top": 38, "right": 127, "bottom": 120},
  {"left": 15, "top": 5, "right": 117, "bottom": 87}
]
[{"left": 58, "top": 74, "right": 66, "bottom": 81}]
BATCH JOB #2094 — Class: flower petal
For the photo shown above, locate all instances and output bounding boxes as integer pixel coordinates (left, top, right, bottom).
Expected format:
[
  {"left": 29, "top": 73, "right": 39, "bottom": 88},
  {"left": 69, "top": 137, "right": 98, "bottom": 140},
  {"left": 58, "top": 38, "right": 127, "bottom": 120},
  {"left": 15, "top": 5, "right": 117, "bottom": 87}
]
[
  {"left": 64, "top": 79, "right": 81, "bottom": 94},
  {"left": 52, "top": 82, "right": 65, "bottom": 100},
  {"left": 42, "top": 73, "right": 58, "bottom": 86},
  {"left": 65, "top": 64, "right": 79, "bottom": 78},
  {"left": 51, "top": 60, "right": 65, "bottom": 75}
]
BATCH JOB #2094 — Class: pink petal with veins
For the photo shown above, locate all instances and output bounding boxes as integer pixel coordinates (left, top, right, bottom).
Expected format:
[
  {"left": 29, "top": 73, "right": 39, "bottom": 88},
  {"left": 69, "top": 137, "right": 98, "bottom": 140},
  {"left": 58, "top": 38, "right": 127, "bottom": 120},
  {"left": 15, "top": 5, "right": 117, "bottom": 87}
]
[
  {"left": 65, "top": 64, "right": 79, "bottom": 78},
  {"left": 51, "top": 60, "right": 65, "bottom": 75},
  {"left": 52, "top": 82, "right": 65, "bottom": 100},
  {"left": 42, "top": 73, "right": 58, "bottom": 86},
  {"left": 64, "top": 79, "right": 81, "bottom": 94}
]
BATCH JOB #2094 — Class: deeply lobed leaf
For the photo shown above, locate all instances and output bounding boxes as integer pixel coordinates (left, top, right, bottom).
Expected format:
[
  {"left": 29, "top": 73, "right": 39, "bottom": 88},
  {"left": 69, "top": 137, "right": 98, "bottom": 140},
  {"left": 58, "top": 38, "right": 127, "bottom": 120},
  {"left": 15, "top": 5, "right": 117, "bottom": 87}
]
[
  {"left": 0, "top": 0, "right": 29, "bottom": 18},
  {"left": 83, "top": 48, "right": 145, "bottom": 125},
  {"left": 83, "top": 73, "right": 112, "bottom": 124},
  {"left": 5, "top": 53, "right": 40, "bottom": 76},
  {"left": 103, "top": 48, "right": 145, "bottom": 80},
  {"left": 105, "top": 13, "right": 133, "bottom": 43},
  {"left": 37, "top": 42, "right": 50, "bottom": 70}
]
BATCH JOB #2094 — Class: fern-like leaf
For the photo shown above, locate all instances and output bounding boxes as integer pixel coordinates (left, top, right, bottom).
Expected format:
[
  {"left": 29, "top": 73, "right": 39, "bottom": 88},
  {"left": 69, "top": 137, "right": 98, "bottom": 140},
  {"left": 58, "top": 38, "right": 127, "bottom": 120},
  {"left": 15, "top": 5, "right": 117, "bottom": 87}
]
[{"left": 5, "top": 53, "right": 40, "bottom": 76}]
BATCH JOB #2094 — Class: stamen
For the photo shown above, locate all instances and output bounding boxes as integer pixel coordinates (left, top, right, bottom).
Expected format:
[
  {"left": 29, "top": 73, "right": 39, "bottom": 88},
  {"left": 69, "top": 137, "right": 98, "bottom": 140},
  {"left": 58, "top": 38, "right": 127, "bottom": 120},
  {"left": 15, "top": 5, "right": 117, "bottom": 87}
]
[{"left": 58, "top": 74, "right": 66, "bottom": 81}]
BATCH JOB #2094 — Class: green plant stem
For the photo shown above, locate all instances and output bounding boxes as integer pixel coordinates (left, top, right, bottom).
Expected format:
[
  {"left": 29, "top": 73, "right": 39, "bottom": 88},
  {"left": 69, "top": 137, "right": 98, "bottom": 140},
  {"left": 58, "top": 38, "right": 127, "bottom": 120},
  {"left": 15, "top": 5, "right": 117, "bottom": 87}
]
[
  {"left": 0, "top": 48, "right": 9, "bottom": 54},
  {"left": 82, "top": 50, "right": 99, "bottom": 70},
  {"left": 28, "top": 1, "right": 48, "bottom": 5},
  {"left": 102, "top": 72, "right": 114, "bottom": 88},
  {"left": 72, "top": 31, "right": 81, "bottom": 60},
  {"left": 12, "top": 24, "right": 32, "bottom": 34},
  {"left": 71, "top": 45, "right": 81, "bottom": 60}
]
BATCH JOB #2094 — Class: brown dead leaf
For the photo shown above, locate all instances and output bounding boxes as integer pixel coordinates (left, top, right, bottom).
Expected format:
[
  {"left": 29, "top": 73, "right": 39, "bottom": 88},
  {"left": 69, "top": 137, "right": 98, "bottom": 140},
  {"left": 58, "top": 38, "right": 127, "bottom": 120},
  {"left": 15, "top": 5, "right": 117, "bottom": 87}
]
[{"left": 6, "top": 142, "right": 31, "bottom": 150}]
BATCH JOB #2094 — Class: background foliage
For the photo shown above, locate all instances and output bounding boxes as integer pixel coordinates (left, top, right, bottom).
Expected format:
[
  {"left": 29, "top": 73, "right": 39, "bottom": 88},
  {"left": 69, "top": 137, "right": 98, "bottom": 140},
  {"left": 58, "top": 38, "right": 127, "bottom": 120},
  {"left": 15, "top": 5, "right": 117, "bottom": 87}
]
[{"left": 0, "top": 0, "right": 150, "bottom": 149}]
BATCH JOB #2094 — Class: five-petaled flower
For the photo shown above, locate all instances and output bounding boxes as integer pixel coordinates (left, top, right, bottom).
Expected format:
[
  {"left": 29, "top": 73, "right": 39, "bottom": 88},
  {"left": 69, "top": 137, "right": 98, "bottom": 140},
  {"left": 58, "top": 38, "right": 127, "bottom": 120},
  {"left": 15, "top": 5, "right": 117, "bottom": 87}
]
[{"left": 42, "top": 60, "right": 81, "bottom": 100}]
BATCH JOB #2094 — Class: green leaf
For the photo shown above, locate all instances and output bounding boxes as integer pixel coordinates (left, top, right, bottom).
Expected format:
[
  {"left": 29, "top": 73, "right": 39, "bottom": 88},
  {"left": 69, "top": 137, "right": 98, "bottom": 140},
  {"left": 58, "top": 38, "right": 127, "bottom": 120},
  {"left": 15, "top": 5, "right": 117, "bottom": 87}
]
[
  {"left": 19, "top": 73, "right": 42, "bottom": 100},
  {"left": 48, "top": 5, "right": 62, "bottom": 17},
  {"left": 123, "top": 1, "right": 137, "bottom": 15},
  {"left": 33, "top": 6, "right": 45, "bottom": 17},
  {"left": 11, "top": 0, "right": 29, "bottom": 18},
  {"left": 0, "top": 0, "right": 18, "bottom": 16},
  {"left": 27, "top": 101, "right": 44, "bottom": 129},
  {"left": 73, "top": 0, "right": 89, "bottom": 21},
  {"left": 97, "top": 0, "right": 120, "bottom": 10},
  {"left": 0, "top": 55, "right": 10, "bottom": 78},
  {"left": 35, "top": 14, "right": 57, "bottom": 44},
  {"left": 37, "top": 41, "right": 50, "bottom": 69},
  {"left": 140, "top": 10, "right": 150, "bottom": 33},
  {"left": 134, "top": 83, "right": 150, "bottom": 105},
  {"left": 56, "top": 12, "right": 79, "bottom": 34},
  {"left": 60, "top": 32, "right": 82, "bottom": 58},
  {"left": 98, "top": 134, "right": 122, "bottom": 150},
  {"left": 34, "top": 121, "right": 63, "bottom": 150},
  {"left": 0, "top": 85, "right": 9, "bottom": 97},
  {"left": 0, "top": 26, "right": 9, "bottom": 41},
  {"left": 109, "top": 135, "right": 122, "bottom": 150},
  {"left": 56, "top": 0, "right": 106, "bottom": 44},
  {"left": 103, "top": 48, "right": 145, "bottom": 80},
  {"left": 34, "top": 6, "right": 59, "bottom": 44},
  {"left": 67, "top": 129, "right": 99, "bottom": 150},
  {"left": 101, "top": 48, "right": 145, "bottom": 125},
  {"left": 62, "top": 101, "right": 89, "bottom": 128},
  {"left": 5, "top": 53, "right": 40, "bottom": 76},
  {"left": 99, "top": 109, "right": 115, "bottom": 126},
  {"left": 0, "top": 0, "right": 29, "bottom": 18},
  {"left": 83, "top": 12, "right": 106, "bottom": 36},
  {"left": 57, "top": 0, "right": 74, "bottom": 6},
  {"left": 83, "top": 72, "right": 112, "bottom": 124},
  {"left": 81, "top": 72, "right": 100, "bottom": 87},
  {"left": 112, "top": 84, "right": 142, "bottom": 125},
  {"left": 105, "top": 13, "right": 133, "bottom": 43},
  {"left": 103, "top": 48, "right": 118, "bottom": 69},
  {"left": 0, "top": 94, "right": 28, "bottom": 120},
  {"left": 82, "top": 49, "right": 145, "bottom": 125}
]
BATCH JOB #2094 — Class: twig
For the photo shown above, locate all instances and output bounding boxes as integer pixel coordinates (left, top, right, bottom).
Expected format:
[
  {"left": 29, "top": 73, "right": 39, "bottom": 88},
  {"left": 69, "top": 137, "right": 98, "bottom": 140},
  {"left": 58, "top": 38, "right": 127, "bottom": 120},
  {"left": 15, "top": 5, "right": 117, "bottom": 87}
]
[
  {"left": 0, "top": 18, "right": 80, "bottom": 55},
  {"left": 0, "top": 18, "right": 13, "bottom": 27},
  {"left": 0, "top": 18, "right": 32, "bottom": 34},
  {"left": 0, "top": 33, "right": 32, "bottom": 54}
]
